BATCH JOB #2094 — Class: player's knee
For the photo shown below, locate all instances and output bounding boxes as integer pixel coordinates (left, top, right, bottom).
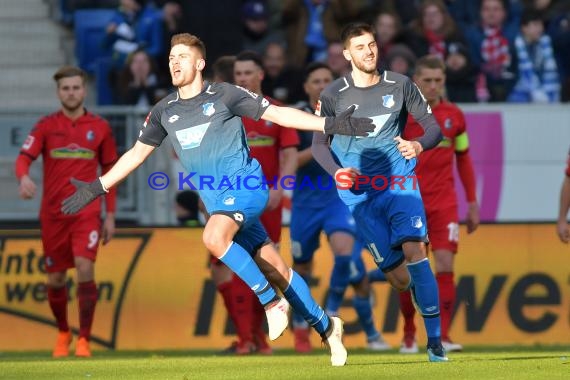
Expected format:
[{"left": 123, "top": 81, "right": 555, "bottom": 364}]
[{"left": 202, "top": 231, "right": 229, "bottom": 256}]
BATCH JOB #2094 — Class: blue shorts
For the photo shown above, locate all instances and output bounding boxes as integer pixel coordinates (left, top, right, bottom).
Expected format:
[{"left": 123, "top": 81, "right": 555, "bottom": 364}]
[
  {"left": 350, "top": 177, "right": 428, "bottom": 271},
  {"left": 290, "top": 197, "right": 356, "bottom": 264},
  {"left": 233, "top": 219, "right": 271, "bottom": 257}
]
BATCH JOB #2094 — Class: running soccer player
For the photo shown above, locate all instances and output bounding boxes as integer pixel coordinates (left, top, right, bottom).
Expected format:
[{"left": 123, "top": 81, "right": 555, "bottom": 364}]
[
  {"left": 311, "top": 22, "right": 448, "bottom": 362},
  {"left": 290, "top": 61, "right": 389, "bottom": 352},
  {"left": 61, "top": 33, "right": 375, "bottom": 366}
]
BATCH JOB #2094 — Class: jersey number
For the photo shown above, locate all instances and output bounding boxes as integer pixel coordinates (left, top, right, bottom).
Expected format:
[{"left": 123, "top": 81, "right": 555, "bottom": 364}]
[
  {"left": 87, "top": 230, "right": 99, "bottom": 249},
  {"left": 368, "top": 242, "right": 384, "bottom": 264},
  {"left": 447, "top": 222, "right": 459, "bottom": 242}
]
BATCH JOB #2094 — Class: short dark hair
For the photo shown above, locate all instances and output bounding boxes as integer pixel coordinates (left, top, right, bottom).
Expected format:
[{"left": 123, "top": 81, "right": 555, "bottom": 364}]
[
  {"left": 212, "top": 55, "right": 236, "bottom": 83},
  {"left": 340, "top": 22, "right": 375, "bottom": 48},
  {"left": 171, "top": 33, "right": 206, "bottom": 59},
  {"left": 235, "top": 50, "right": 264, "bottom": 70},
  {"left": 415, "top": 54, "right": 446, "bottom": 74},
  {"left": 53, "top": 66, "right": 87, "bottom": 85},
  {"left": 303, "top": 61, "right": 332, "bottom": 83}
]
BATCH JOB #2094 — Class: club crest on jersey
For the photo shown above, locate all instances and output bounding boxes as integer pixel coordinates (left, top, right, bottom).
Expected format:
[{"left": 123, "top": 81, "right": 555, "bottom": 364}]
[
  {"left": 86, "top": 130, "right": 94, "bottom": 141},
  {"left": 223, "top": 195, "right": 235, "bottom": 206},
  {"left": 202, "top": 103, "right": 215, "bottom": 117},
  {"left": 444, "top": 118, "right": 452, "bottom": 129},
  {"left": 411, "top": 216, "right": 423, "bottom": 229},
  {"left": 382, "top": 94, "right": 395, "bottom": 108}
]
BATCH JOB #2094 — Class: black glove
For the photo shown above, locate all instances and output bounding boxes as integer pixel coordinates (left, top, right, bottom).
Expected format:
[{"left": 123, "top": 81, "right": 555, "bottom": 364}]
[
  {"left": 61, "top": 178, "right": 107, "bottom": 215},
  {"left": 323, "top": 105, "right": 374, "bottom": 136}
]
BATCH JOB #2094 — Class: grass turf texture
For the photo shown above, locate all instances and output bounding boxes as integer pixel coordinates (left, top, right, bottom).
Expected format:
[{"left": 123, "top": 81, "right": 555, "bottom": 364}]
[{"left": 0, "top": 346, "right": 568, "bottom": 380}]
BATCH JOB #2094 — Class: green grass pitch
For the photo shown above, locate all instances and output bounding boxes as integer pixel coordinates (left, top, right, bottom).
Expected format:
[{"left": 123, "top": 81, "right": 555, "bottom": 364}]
[{"left": 0, "top": 346, "right": 568, "bottom": 380}]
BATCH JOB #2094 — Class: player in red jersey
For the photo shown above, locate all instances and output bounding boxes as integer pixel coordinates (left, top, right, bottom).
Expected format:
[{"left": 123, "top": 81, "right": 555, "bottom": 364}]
[
  {"left": 211, "top": 50, "right": 299, "bottom": 354},
  {"left": 399, "top": 55, "right": 479, "bottom": 353},
  {"left": 557, "top": 148, "right": 570, "bottom": 243},
  {"left": 15, "top": 66, "right": 118, "bottom": 358}
]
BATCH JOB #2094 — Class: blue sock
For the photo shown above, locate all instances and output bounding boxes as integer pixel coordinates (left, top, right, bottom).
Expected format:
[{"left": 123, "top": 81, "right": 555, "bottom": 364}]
[
  {"left": 407, "top": 259, "right": 441, "bottom": 342},
  {"left": 291, "top": 272, "right": 311, "bottom": 328},
  {"left": 326, "top": 255, "right": 352, "bottom": 314},
  {"left": 283, "top": 269, "right": 329, "bottom": 334},
  {"left": 353, "top": 295, "right": 379, "bottom": 341},
  {"left": 367, "top": 268, "right": 386, "bottom": 283},
  {"left": 218, "top": 242, "right": 277, "bottom": 306}
]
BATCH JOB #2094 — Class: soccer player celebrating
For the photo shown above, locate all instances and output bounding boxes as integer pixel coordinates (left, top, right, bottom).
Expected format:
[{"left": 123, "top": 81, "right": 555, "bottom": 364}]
[
  {"left": 396, "top": 55, "right": 479, "bottom": 353},
  {"left": 312, "top": 22, "right": 448, "bottom": 362},
  {"left": 15, "top": 66, "right": 118, "bottom": 358},
  {"left": 61, "top": 33, "right": 375, "bottom": 366},
  {"left": 290, "top": 61, "right": 389, "bottom": 352}
]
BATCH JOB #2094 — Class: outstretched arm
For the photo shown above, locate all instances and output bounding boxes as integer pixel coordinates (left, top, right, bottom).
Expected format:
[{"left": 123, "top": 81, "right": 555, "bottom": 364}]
[
  {"left": 100, "top": 141, "right": 155, "bottom": 189},
  {"left": 262, "top": 104, "right": 373, "bottom": 136},
  {"left": 62, "top": 141, "right": 156, "bottom": 214}
]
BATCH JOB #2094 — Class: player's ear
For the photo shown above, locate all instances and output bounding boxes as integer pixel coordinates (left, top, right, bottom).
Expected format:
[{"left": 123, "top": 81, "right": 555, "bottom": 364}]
[
  {"left": 342, "top": 49, "right": 351, "bottom": 62},
  {"left": 196, "top": 58, "right": 205, "bottom": 71}
]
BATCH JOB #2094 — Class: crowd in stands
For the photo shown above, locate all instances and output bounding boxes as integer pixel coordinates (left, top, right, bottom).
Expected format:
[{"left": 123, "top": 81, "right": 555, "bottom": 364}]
[{"left": 61, "top": 0, "right": 570, "bottom": 106}]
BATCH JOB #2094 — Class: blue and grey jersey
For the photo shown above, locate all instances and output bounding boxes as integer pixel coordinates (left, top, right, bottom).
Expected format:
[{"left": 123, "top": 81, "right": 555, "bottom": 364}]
[
  {"left": 138, "top": 82, "right": 270, "bottom": 211},
  {"left": 292, "top": 103, "right": 338, "bottom": 208},
  {"left": 318, "top": 71, "right": 437, "bottom": 206}
]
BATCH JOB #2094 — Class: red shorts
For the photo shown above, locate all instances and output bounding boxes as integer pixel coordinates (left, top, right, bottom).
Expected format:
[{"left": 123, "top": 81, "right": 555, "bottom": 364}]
[
  {"left": 40, "top": 213, "right": 101, "bottom": 273},
  {"left": 425, "top": 206, "right": 459, "bottom": 253},
  {"left": 210, "top": 206, "right": 282, "bottom": 266}
]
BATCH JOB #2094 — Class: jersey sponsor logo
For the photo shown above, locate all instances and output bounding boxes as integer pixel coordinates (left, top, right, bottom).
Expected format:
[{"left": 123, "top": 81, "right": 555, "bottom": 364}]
[
  {"left": 202, "top": 103, "right": 215, "bottom": 117},
  {"left": 175, "top": 122, "right": 210, "bottom": 150},
  {"left": 382, "top": 94, "right": 395, "bottom": 108},
  {"left": 168, "top": 114, "right": 180, "bottom": 123},
  {"left": 411, "top": 216, "right": 424, "bottom": 229},
  {"left": 223, "top": 195, "right": 235, "bottom": 206},
  {"left": 22, "top": 135, "right": 35, "bottom": 150},
  {"left": 247, "top": 132, "right": 275, "bottom": 147},
  {"left": 362, "top": 114, "right": 392, "bottom": 138},
  {"left": 50, "top": 144, "right": 95, "bottom": 159},
  {"left": 235, "top": 85, "right": 258, "bottom": 99}
]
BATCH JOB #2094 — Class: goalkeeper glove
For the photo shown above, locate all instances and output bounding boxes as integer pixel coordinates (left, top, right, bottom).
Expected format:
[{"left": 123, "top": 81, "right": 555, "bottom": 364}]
[
  {"left": 61, "top": 178, "right": 107, "bottom": 215},
  {"left": 323, "top": 105, "right": 374, "bottom": 136}
]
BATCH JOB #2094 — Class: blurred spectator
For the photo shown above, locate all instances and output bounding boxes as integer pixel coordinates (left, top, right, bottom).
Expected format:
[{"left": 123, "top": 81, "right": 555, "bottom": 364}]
[
  {"left": 365, "top": 0, "right": 421, "bottom": 26},
  {"left": 383, "top": 44, "right": 417, "bottom": 77},
  {"left": 326, "top": 41, "right": 351, "bottom": 78},
  {"left": 445, "top": 42, "right": 478, "bottom": 102},
  {"left": 446, "top": 0, "right": 482, "bottom": 26},
  {"left": 463, "top": 0, "right": 520, "bottom": 102},
  {"left": 402, "top": 0, "right": 467, "bottom": 61},
  {"left": 211, "top": 55, "right": 236, "bottom": 83},
  {"left": 508, "top": 9, "right": 560, "bottom": 102},
  {"left": 261, "top": 42, "right": 304, "bottom": 104},
  {"left": 373, "top": 9, "right": 404, "bottom": 64},
  {"left": 113, "top": 48, "right": 169, "bottom": 106},
  {"left": 282, "top": 0, "right": 364, "bottom": 68},
  {"left": 547, "top": 3, "right": 570, "bottom": 101},
  {"left": 104, "top": 0, "right": 164, "bottom": 68},
  {"left": 242, "top": 1, "right": 285, "bottom": 55}
]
